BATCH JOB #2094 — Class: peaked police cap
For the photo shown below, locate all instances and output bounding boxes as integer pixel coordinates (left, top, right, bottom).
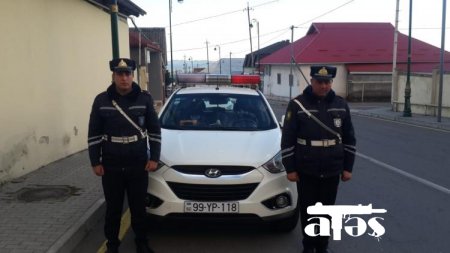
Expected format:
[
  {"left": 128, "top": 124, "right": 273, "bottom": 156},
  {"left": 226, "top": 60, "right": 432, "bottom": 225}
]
[
  {"left": 109, "top": 58, "right": 136, "bottom": 73},
  {"left": 310, "top": 65, "right": 337, "bottom": 81}
]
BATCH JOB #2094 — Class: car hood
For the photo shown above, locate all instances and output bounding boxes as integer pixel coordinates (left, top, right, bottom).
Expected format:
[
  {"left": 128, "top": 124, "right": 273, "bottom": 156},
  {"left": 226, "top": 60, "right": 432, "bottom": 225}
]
[{"left": 160, "top": 129, "right": 281, "bottom": 168}]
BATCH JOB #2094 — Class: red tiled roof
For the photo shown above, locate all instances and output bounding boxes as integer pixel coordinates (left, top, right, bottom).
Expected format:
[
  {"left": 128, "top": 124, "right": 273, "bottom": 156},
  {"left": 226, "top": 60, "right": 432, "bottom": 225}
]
[{"left": 260, "top": 22, "right": 450, "bottom": 73}]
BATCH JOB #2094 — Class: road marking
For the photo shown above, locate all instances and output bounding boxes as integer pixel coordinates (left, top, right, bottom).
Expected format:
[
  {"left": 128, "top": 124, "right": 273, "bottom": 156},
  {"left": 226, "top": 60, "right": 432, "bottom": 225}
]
[
  {"left": 97, "top": 208, "right": 131, "bottom": 253},
  {"left": 351, "top": 150, "right": 450, "bottom": 196}
]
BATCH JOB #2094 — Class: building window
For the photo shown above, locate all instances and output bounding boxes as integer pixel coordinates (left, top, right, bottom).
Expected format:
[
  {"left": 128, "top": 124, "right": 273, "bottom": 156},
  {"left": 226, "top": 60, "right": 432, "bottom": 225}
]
[{"left": 277, "top": 73, "right": 281, "bottom": 85}]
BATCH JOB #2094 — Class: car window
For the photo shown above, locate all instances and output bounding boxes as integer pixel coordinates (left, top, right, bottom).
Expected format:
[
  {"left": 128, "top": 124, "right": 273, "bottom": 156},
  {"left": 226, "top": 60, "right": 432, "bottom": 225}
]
[{"left": 160, "top": 93, "right": 277, "bottom": 131}]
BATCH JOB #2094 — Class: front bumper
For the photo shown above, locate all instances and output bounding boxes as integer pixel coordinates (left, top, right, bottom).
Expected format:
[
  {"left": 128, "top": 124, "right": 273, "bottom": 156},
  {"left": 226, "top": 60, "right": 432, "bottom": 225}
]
[{"left": 145, "top": 165, "right": 298, "bottom": 220}]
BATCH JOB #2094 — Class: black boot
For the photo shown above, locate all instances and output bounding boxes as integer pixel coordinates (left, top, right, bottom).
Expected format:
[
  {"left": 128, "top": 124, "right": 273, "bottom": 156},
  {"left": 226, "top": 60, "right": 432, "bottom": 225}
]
[
  {"left": 302, "top": 248, "right": 315, "bottom": 253},
  {"left": 106, "top": 240, "right": 120, "bottom": 253},
  {"left": 106, "top": 247, "right": 119, "bottom": 253},
  {"left": 316, "top": 246, "right": 330, "bottom": 253},
  {"left": 135, "top": 240, "right": 154, "bottom": 253}
]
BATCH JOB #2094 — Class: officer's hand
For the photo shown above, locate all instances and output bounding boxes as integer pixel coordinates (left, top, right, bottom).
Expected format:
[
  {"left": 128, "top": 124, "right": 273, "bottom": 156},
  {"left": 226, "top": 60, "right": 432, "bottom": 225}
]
[
  {"left": 145, "top": 160, "right": 158, "bottom": 172},
  {"left": 286, "top": 172, "right": 299, "bottom": 182},
  {"left": 92, "top": 165, "right": 104, "bottom": 176},
  {"left": 341, "top": 170, "right": 352, "bottom": 182}
]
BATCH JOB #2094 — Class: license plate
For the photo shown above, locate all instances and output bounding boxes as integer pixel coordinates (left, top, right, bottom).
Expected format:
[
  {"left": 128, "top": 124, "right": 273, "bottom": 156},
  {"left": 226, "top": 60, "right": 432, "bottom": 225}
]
[{"left": 184, "top": 201, "right": 239, "bottom": 213}]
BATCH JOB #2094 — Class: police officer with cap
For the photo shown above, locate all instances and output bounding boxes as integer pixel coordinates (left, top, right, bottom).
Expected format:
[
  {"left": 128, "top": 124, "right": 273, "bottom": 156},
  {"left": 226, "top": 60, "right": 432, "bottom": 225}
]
[
  {"left": 281, "top": 66, "right": 356, "bottom": 253},
  {"left": 88, "top": 58, "right": 161, "bottom": 253}
]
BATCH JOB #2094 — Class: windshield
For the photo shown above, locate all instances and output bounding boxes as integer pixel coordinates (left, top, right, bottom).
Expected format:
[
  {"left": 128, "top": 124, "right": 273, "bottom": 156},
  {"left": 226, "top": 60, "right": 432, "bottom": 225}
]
[{"left": 160, "top": 93, "right": 278, "bottom": 131}]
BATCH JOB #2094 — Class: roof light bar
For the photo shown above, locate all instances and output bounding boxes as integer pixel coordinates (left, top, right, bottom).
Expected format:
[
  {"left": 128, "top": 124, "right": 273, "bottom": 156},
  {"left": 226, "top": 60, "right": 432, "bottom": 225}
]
[{"left": 176, "top": 73, "right": 260, "bottom": 86}]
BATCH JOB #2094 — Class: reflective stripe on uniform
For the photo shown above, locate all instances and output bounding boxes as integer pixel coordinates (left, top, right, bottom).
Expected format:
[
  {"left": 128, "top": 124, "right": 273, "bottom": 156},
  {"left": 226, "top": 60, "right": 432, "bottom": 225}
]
[
  {"left": 129, "top": 106, "right": 146, "bottom": 110},
  {"left": 88, "top": 135, "right": 105, "bottom": 146},
  {"left": 99, "top": 106, "right": 116, "bottom": 110},
  {"left": 327, "top": 108, "right": 346, "bottom": 112},
  {"left": 281, "top": 146, "right": 295, "bottom": 159},
  {"left": 282, "top": 152, "right": 294, "bottom": 159},
  {"left": 297, "top": 109, "right": 318, "bottom": 114},
  {"left": 88, "top": 135, "right": 104, "bottom": 141},
  {"left": 148, "top": 137, "right": 161, "bottom": 143},
  {"left": 88, "top": 139, "right": 104, "bottom": 146},
  {"left": 344, "top": 144, "right": 356, "bottom": 151},
  {"left": 148, "top": 133, "right": 161, "bottom": 143}
]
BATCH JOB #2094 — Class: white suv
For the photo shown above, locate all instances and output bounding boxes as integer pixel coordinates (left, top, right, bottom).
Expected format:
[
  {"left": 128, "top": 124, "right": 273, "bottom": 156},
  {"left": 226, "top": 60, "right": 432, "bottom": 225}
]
[{"left": 146, "top": 85, "right": 298, "bottom": 231}]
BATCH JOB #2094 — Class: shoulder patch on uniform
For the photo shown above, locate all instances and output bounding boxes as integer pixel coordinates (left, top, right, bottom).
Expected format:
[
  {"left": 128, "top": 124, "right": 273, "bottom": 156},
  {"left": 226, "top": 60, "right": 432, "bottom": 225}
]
[{"left": 286, "top": 110, "right": 292, "bottom": 121}]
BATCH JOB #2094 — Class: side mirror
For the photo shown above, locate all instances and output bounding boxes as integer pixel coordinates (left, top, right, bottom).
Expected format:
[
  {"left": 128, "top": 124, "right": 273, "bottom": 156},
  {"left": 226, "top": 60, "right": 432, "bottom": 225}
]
[{"left": 279, "top": 115, "right": 285, "bottom": 128}]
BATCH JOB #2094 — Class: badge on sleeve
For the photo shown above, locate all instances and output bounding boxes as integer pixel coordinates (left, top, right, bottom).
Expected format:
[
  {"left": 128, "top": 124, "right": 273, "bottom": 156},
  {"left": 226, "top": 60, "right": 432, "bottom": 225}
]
[
  {"left": 286, "top": 111, "right": 292, "bottom": 122},
  {"left": 334, "top": 118, "right": 342, "bottom": 128}
]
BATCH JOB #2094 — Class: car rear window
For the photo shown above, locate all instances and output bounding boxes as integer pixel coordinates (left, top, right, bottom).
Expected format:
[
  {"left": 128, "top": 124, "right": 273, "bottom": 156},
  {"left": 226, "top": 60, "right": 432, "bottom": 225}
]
[{"left": 160, "top": 93, "right": 277, "bottom": 131}]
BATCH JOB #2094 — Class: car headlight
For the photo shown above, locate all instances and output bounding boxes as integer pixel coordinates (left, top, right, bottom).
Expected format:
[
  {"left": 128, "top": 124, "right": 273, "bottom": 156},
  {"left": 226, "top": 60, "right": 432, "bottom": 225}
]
[{"left": 262, "top": 151, "right": 285, "bottom": 173}]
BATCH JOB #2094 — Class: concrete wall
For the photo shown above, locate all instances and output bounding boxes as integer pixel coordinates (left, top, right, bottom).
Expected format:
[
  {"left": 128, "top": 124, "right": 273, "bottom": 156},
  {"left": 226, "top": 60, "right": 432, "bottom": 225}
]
[
  {"left": 393, "top": 70, "right": 450, "bottom": 117},
  {"left": 262, "top": 64, "right": 348, "bottom": 99},
  {"left": 347, "top": 73, "right": 392, "bottom": 102},
  {"left": 0, "top": 0, "right": 131, "bottom": 183}
]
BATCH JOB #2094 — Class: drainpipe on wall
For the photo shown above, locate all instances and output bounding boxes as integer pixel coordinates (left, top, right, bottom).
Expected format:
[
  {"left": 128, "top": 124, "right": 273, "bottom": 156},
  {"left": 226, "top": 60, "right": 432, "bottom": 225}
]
[{"left": 110, "top": 0, "right": 120, "bottom": 59}]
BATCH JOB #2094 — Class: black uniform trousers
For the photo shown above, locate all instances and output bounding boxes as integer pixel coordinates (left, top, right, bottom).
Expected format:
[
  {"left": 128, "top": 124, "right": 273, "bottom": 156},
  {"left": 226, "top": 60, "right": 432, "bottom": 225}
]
[
  {"left": 102, "top": 163, "right": 148, "bottom": 249},
  {"left": 297, "top": 174, "right": 340, "bottom": 250}
]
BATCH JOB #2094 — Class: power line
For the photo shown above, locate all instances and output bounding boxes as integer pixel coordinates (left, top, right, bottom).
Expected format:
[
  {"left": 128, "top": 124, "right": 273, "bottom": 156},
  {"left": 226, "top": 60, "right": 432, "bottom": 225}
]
[
  {"left": 294, "top": 0, "right": 355, "bottom": 27},
  {"left": 172, "top": 0, "right": 355, "bottom": 54},
  {"left": 171, "top": 0, "right": 279, "bottom": 27}
]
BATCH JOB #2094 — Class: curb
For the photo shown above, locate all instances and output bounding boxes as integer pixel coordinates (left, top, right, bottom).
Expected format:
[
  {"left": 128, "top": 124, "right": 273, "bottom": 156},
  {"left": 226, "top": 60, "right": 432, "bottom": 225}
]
[{"left": 46, "top": 198, "right": 106, "bottom": 253}]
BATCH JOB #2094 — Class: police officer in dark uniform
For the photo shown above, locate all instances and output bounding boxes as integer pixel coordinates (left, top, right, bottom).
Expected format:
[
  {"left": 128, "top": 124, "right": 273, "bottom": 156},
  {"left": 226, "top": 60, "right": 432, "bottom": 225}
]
[
  {"left": 88, "top": 58, "right": 161, "bottom": 253},
  {"left": 281, "top": 66, "right": 356, "bottom": 253}
]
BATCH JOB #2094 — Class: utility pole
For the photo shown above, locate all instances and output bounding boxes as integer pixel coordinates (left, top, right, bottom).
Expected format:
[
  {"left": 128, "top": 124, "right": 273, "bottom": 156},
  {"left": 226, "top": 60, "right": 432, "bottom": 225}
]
[
  {"left": 403, "top": 0, "right": 413, "bottom": 117},
  {"left": 214, "top": 45, "right": 221, "bottom": 74},
  {"left": 168, "top": 0, "right": 184, "bottom": 85},
  {"left": 169, "top": 0, "right": 174, "bottom": 83},
  {"left": 392, "top": 0, "right": 400, "bottom": 110},
  {"left": 438, "top": 0, "right": 447, "bottom": 122},
  {"left": 246, "top": 2, "right": 254, "bottom": 69},
  {"left": 229, "top": 52, "right": 232, "bottom": 75},
  {"left": 188, "top": 57, "right": 193, "bottom": 73},
  {"left": 110, "top": 0, "right": 119, "bottom": 58}
]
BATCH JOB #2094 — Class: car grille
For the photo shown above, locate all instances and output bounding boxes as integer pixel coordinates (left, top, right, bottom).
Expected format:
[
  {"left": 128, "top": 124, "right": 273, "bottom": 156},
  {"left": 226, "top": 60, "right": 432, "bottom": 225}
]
[
  {"left": 171, "top": 165, "right": 255, "bottom": 175},
  {"left": 167, "top": 182, "right": 259, "bottom": 201}
]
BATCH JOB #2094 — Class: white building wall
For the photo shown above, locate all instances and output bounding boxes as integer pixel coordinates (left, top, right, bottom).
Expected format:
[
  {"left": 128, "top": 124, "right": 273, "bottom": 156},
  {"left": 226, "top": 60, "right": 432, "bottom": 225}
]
[
  {"left": 0, "top": 0, "right": 131, "bottom": 183},
  {"left": 263, "top": 64, "right": 348, "bottom": 99}
]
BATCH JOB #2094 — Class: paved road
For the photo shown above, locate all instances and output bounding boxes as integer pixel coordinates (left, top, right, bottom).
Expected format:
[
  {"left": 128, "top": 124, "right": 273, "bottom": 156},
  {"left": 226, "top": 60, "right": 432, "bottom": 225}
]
[{"left": 73, "top": 102, "right": 450, "bottom": 253}]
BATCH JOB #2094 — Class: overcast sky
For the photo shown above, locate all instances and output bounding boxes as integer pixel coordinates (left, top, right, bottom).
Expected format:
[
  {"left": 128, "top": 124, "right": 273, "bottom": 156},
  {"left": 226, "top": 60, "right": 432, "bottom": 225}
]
[{"left": 129, "top": 0, "right": 449, "bottom": 61}]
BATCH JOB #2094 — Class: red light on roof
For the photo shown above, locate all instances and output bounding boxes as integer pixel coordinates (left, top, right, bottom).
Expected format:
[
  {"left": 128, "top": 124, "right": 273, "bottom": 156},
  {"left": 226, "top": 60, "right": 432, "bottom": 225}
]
[{"left": 231, "top": 75, "right": 260, "bottom": 85}]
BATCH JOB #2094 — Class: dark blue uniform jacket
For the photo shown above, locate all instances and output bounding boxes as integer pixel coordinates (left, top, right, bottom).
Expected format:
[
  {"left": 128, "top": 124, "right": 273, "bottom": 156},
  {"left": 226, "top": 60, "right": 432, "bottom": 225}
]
[
  {"left": 88, "top": 83, "right": 161, "bottom": 167},
  {"left": 281, "top": 86, "right": 356, "bottom": 178}
]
